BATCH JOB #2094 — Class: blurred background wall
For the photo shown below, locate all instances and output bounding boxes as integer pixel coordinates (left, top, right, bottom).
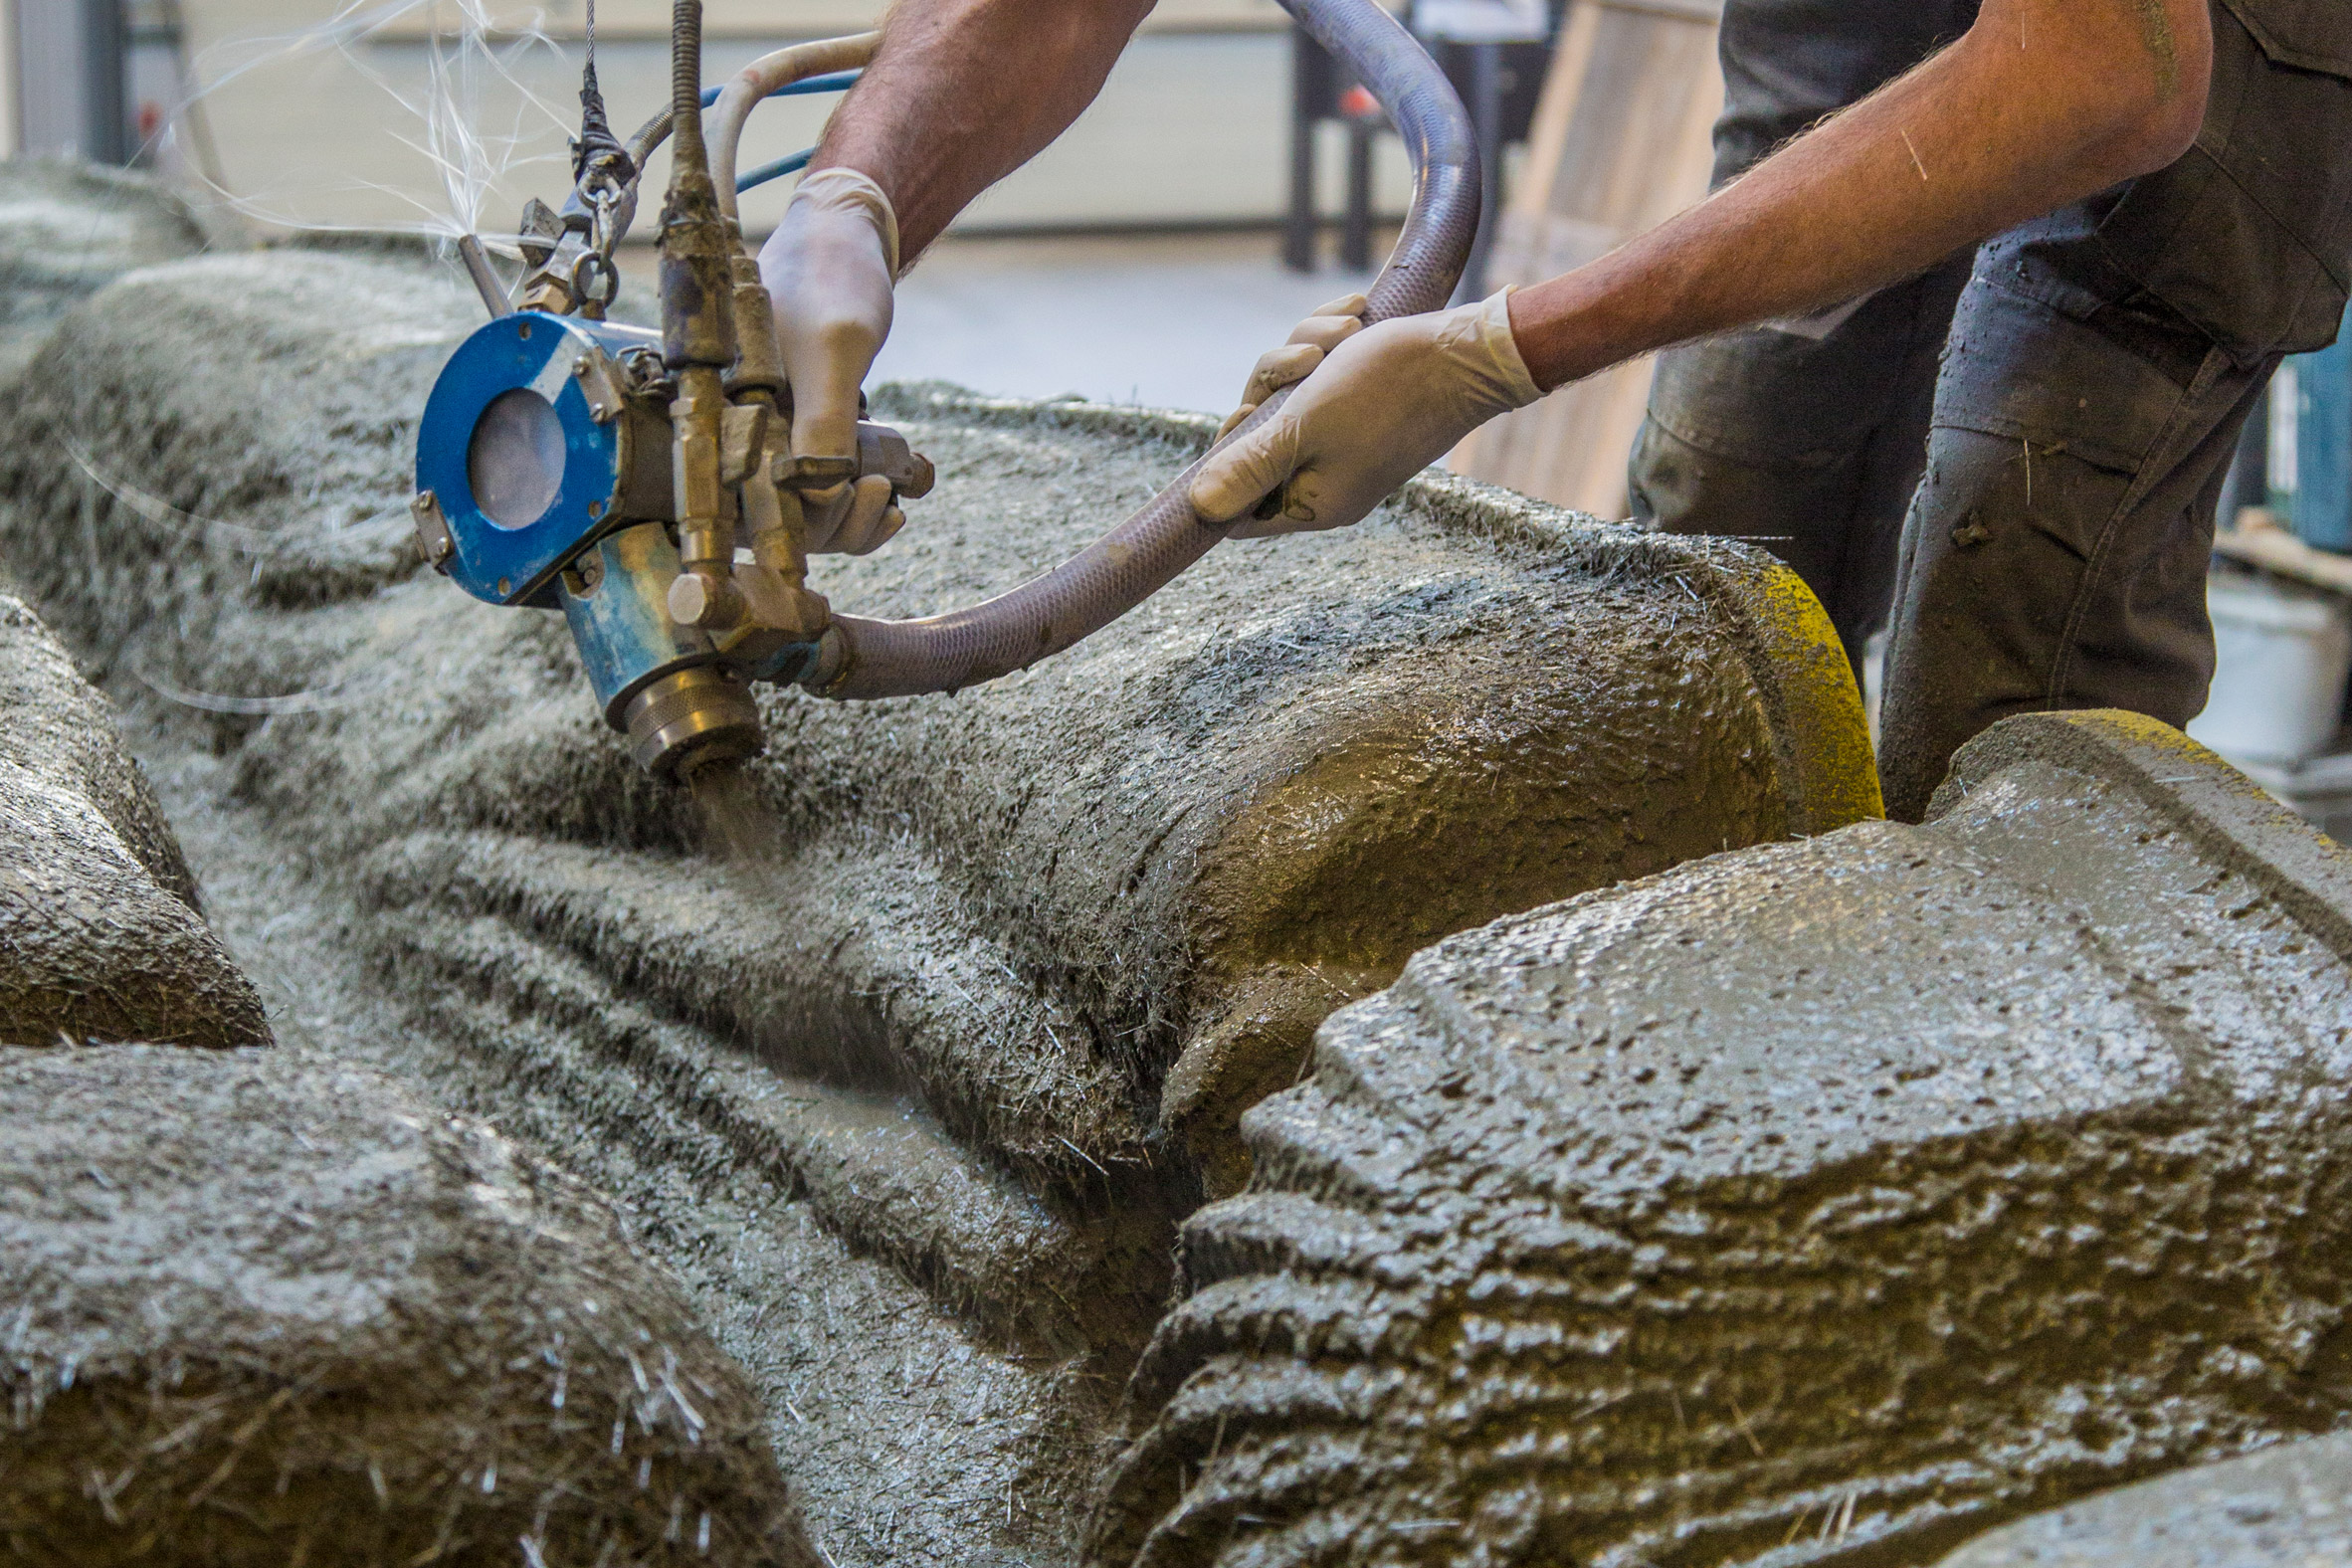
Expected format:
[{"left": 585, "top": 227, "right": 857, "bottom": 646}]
[{"left": 0, "top": 0, "right": 1419, "bottom": 240}]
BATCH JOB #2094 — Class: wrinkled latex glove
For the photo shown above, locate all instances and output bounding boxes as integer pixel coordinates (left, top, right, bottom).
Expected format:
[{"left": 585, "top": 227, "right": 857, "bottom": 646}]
[
  {"left": 1216, "top": 292, "right": 1368, "bottom": 441},
  {"left": 1192, "top": 289, "right": 1541, "bottom": 538},
  {"left": 809, "top": 473, "right": 903, "bottom": 557},
  {"left": 759, "top": 167, "right": 905, "bottom": 554}
]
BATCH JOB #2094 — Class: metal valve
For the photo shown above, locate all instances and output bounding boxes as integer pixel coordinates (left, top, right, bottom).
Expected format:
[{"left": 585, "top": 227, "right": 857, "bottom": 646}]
[{"left": 413, "top": 306, "right": 931, "bottom": 780}]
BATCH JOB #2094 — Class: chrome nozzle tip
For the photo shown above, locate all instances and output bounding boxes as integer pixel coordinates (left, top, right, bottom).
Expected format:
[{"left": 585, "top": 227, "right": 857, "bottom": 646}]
[{"left": 621, "top": 666, "right": 763, "bottom": 780}]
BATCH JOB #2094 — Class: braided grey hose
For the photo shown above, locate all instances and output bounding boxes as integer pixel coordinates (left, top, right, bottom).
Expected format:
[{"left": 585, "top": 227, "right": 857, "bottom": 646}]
[{"left": 803, "top": 0, "right": 1480, "bottom": 700}]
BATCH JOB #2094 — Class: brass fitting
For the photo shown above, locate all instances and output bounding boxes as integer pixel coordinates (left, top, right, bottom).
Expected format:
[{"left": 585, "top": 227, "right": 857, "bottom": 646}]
[
  {"left": 706, "top": 419, "right": 828, "bottom": 668},
  {"left": 667, "top": 567, "right": 743, "bottom": 630},
  {"left": 669, "top": 365, "right": 743, "bottom": 629},
  {"left": 725, "top": 253, "right": 787, "bottom": 400}
]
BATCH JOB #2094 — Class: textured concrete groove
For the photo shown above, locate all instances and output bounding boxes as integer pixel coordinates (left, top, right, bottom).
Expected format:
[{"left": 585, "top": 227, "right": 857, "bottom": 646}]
[
  {"left": 384, "top": 901, "right": 1170, "bottom": 1355},
  {"left": 0, "top": 171, "right": 1875, "bottom": 1564},
  {"left": 1094, "top": 712, "right": 2352, "bottom": 1568},
  {"left": 364, "top": 827, "right": 1146, "bottom": 1174}
]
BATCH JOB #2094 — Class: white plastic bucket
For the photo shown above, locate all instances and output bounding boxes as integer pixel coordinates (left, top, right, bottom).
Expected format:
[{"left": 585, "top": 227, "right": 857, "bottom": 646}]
[{"left": 2189, "top": 573, "right": 2352, "bottom": 764}]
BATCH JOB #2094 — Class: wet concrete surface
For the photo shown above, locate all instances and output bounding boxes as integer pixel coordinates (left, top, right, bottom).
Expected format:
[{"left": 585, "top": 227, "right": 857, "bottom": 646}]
[
  {"left": 1097, "top": 710, "right": 2352, "bottom": 1568},
  {"left": 1934, "top": 1428, "right": 2352, "bottom": 1567}
]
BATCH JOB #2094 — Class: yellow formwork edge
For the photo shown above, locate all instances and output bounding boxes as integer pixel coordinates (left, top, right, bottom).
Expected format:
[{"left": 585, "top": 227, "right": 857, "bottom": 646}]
[{"left": 1747, "top": 562, "right": 1885, "bottom": 833}]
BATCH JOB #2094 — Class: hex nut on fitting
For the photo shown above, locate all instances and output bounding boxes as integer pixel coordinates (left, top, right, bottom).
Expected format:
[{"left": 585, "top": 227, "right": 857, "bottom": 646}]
[
  {"left": 667, "top": 568, "right": 744, "bottom": 631},
  {"left": 621, "top": 667, "right": 762, "bottom": 780}
]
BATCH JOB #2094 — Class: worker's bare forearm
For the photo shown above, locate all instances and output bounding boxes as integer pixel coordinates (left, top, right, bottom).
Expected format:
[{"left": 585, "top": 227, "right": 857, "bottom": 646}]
[
  {"left": 811, "top": 0, "right": 1154, "bottom": 263},
  {"left": 1507, "top": 0, "right": 2212, "bottom": 390}
]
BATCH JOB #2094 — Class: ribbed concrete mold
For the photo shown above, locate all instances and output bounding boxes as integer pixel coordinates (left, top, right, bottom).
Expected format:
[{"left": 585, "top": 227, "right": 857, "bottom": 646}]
[
  {"left": 1094, "top": 708, "right": 2352, "bottom": 1568},
  {"left": 0, "top": 1045, "right": 817, "bottom": 1565},
  {"left": 0, "top": 584, "right": 266, "bottom": 1047},
  {"left": 0, "top": 180, "right": 1878, "bottom": 1565},
  {"left": 1932, "top": 1428, "right": 2352, "bottom": 1567}
]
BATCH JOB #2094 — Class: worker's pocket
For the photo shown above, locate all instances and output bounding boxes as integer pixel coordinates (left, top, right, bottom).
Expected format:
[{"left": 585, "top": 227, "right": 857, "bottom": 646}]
[
  {"left": 2221, "top": 0, "right": 2352, "bottom": 77},
  {"left": 1930, "top": 282, "right": 2187, "bottom": 479},
  {"left": 1988, "top": 0, "right": 2352, "bottom": 365}
]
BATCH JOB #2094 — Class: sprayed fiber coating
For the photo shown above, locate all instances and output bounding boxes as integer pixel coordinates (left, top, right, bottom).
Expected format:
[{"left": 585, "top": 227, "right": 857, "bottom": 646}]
[
  {"left": 0, "top": 186, "right": 1874, "bottom": 1566},
  {"left": 1096, "top": 709, "right": 2352, "bottom": 1568},
  {"left": 0, "top": 1044, "right": 815, "bottom": 1565},
  {"left": 0, "top": 160, "right": 205, "bottom": 378},
  {"left": 0, "top": 584, "right": 265, "bottom": 1048}
]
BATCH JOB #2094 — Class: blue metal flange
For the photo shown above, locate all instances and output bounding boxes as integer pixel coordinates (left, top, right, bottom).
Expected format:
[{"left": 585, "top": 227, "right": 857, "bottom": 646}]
[
  {"left": 557, "top": 522, "right": 717, "bottom": 719},
  {"left": 414, "top": 310, "right": 660, "bottom": 609}
]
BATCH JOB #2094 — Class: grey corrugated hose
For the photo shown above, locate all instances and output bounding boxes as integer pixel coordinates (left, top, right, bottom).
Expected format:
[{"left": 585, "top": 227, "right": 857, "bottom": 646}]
[{"left": 803, "top": 0, "right": 1482, "bottom": 700}]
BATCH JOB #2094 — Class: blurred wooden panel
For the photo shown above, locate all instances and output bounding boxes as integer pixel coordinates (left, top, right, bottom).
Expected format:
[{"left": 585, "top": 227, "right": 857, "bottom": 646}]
[
  {"left": 380, "top": 0, "right": 1294, "bottom": 39},
  {"left": 1449, "top": 0, "right": 1721, "bottom": 518}
]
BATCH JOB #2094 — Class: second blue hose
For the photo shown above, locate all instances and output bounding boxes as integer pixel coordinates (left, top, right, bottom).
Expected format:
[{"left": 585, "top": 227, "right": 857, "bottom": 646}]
[
  {"left": 698, "top": 69, "right": 860, "bottom": 108},
  {"left": 736, "top": 148, "right": 814, "bottom": 193},
  {"left": 692, "top": 71, "right": 850, "bottom": 193}
]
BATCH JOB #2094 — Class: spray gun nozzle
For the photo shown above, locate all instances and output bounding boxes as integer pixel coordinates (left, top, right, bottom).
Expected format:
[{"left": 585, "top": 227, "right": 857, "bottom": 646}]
[{"left": 622, "top": 665, "right": 763, "bottom": 780}]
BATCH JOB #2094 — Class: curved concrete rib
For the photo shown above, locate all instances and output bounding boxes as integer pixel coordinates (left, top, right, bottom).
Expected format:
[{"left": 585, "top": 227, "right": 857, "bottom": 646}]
[
  {"left": 1933, "top": 1426, "right": 2352, "bottom": 1567},
  {"left": 1095, "top": 709, "right": 2352, "bottom": 1568},
  {"left": 0, "top": 586, "right": 267, "bottom": 1048}
]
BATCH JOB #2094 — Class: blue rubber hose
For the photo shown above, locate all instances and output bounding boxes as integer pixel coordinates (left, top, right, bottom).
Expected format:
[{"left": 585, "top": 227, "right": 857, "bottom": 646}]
[
  {"left": 699, "top": 70, "right": 860, "bottom": 108},
  {"left": 736, "top": 147, "right": 814, "bottom": 193}
]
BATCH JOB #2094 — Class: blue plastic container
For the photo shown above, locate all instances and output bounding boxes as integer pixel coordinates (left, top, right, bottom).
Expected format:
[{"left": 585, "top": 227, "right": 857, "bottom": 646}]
[
  {"left": 2293, "top": 321, "right": 2352, "bottom": 552},
  {"left": 2257, "top": 298, "right": 2352, "bottom": 551}
]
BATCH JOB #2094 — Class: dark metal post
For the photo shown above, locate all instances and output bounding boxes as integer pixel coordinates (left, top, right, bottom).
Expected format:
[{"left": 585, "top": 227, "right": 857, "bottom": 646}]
[
  {"left": 1451, "top": 40, "right": 1502, "bottom": 305},
  {"left": 1341, "top": 117, "right": 1375, "bottom": 272},
  {"left": 15, "top": 0, "right": 129, "bottom": 162},
  {"left": 1284, "top": 23, "right": 1322, "bottom": 274},
  {"left": 84, "top": 0, "right": 128, "bottom": 164}
]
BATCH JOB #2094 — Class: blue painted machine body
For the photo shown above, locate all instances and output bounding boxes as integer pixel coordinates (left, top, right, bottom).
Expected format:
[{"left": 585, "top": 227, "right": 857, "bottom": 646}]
[
  {"left": 417, "top": 310, "right": 721, "bottom": 727},
  {"left": 558, "top": 522, "right": 720, "bottom": 717},
  {"left": 415, "top": 310, "right": 661, "bottom": 609}
]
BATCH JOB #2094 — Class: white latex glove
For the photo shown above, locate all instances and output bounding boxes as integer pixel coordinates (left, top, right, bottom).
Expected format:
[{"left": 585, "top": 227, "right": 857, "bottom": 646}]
[
  {"left": 1216, "top": 292, "right": 1369, "bottom": 441},
  {"left": 1191, "top": 289, "right": 1542, "bottom": 538},
  {"left": 817, "top": 474, "right": 903, "bottom": 557},
  {"left": 759, "top": 167, "right": 903, "bottom": 554}
]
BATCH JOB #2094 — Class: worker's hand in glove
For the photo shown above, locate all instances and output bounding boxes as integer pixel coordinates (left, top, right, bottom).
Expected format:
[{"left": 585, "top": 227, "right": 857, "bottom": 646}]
[
  {"left": 1217, "top": 292, "right": 1369, "bottom": 441},
  {"left": 1191, "top": 289, "right": 1542, "bottom": 538},
  {"left": 759, "top": 166, "right": 905, "bottom": 554},
  {"left": 798, "top": 472, "right": 904, "bottom": 557}
]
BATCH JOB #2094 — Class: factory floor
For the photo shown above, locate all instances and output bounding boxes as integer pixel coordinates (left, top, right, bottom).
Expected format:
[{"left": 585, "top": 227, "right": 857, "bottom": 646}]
[{"left": 619, "top": 229, "right": 1389, "bottom": 416}]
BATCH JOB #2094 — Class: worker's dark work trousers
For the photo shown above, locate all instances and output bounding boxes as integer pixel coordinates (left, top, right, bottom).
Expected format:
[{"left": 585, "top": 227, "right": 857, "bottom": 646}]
[{"left": 1627, "top": 0, "right": 2352, "bottom": 819}]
